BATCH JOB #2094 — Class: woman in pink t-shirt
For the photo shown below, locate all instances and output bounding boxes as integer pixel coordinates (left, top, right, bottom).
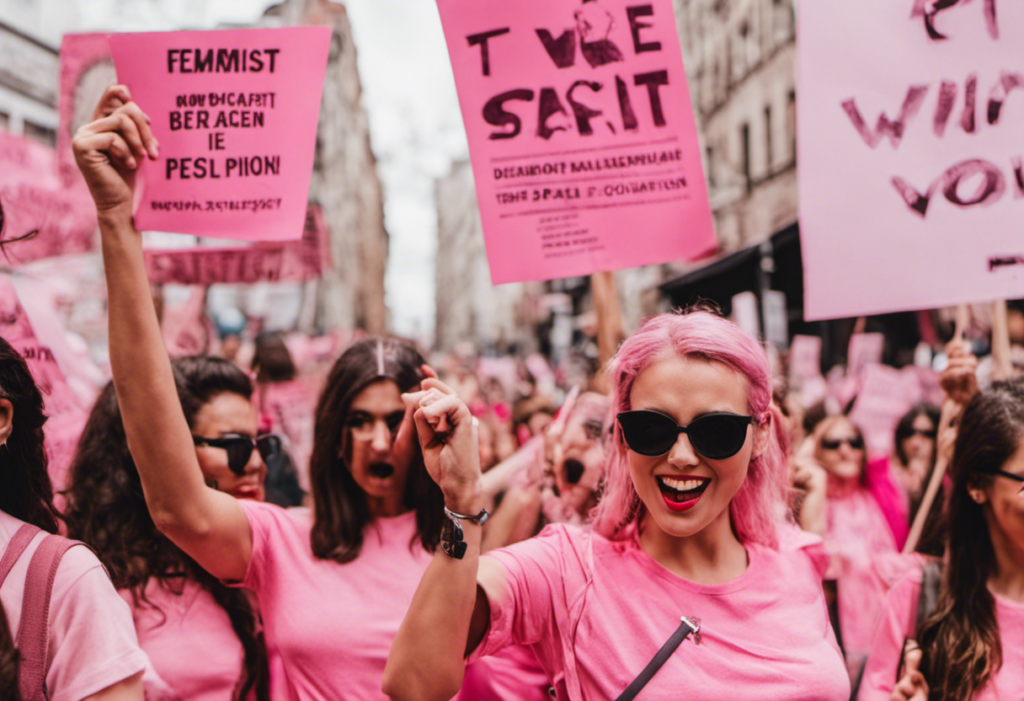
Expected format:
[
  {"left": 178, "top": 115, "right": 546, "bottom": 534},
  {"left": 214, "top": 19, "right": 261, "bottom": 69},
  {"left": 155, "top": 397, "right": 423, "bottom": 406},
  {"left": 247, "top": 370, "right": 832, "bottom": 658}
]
[
  {"left": 64, "top": 361, "right": 272, "bottom": 701},
  {"left": 73, "top": 88, "right": 449, "bottom": 700},
  {"left": 860, "top": 379, "right": 1024, "bottom": 701},
  {"left": 809, "top": 415, "right": 907, "bottom": 677},
  {"left": 385, "top": 309, "right": 850, "bottom": 701},
  {"left": 0, "top": 336, "right": 148, "bottom": 701}
]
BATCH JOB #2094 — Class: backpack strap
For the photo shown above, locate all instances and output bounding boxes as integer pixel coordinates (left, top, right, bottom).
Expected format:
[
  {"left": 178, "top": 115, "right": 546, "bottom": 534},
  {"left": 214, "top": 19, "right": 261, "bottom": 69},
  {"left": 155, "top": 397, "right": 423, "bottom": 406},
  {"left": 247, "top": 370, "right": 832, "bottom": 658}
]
[
  {"left": 0, "top": 525, "right": 41, "bottom": 588},
  {"left": 17, "top": 534, "right": 85, "bottom": 701}
]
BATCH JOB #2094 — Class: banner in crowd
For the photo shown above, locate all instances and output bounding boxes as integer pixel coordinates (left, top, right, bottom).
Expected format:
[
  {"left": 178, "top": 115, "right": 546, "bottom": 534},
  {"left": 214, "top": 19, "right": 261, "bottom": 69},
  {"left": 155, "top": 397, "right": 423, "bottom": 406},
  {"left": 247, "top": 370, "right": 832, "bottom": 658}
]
[
  {"left": 58, "top": 33, "right": 117, "bottom": 187},
  {"left": 0, "top": 276, "right": 88, "bottom": 490},
  {"left": 108, "top": 27, "right": 331, "bottom": 241},
  {"left": 0, "top": 132, "right": 97, "bottom": 265},
  {"left": 436, "top": 0, "right": 715, "bottom": 284},
  {"left": 799, "top": 1, "right": 1024, "bottom": 319},
  {"left": 144, "top": 205, "right": 331, "bottom": 285}
]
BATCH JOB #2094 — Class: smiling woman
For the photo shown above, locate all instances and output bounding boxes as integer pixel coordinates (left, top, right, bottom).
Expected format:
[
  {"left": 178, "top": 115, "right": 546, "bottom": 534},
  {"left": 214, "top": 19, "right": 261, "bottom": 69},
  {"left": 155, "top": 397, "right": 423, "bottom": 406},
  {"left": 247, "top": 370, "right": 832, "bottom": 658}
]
[{"left": 384, "top": 308, "right": 851, "bottom": 701}]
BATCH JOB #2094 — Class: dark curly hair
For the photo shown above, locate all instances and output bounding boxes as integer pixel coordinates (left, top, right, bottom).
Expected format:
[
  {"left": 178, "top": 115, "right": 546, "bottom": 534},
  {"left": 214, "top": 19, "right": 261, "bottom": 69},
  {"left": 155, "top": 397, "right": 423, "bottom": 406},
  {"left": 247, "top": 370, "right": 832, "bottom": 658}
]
[
  {"left": 309, "top": 337, "right": 444, "bottom": 563},
  {"left": 63, "top": 357, "right": 269, "bottom": 701},
  {"left": 0, "top": 334, "right": 54, "bottom": 701}
]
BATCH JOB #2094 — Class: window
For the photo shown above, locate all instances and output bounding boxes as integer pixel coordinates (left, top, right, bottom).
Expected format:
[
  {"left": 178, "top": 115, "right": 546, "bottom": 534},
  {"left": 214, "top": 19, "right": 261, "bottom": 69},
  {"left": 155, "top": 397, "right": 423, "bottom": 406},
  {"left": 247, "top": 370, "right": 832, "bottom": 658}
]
[
  {"left": 773, "top": 0, "right": 795, "bottom": 46},
  {"left": 23, "top": 121, "right": 56, "bottom": 147},
  {"left": 741, "top": 122, "right": 752, "bottom": 193},
  {"left": 0, "top": 111, "right": 8, "bottom": 131},
  {"left": 705, "top": 145, "right": 716, "bottom": 188},
  {"left": 764, "top": 105, "right": 773, "bottom": 174},
  {"left": 787, "top": 90, "right": 797, "bottom": 162}
]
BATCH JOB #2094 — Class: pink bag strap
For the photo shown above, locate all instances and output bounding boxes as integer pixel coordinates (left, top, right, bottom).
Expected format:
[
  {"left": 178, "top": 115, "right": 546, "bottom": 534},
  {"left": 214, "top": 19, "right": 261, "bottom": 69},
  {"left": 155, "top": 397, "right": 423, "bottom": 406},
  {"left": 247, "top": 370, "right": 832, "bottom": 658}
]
[
  {"left": 0, "top": 524, "right": 41, "bottom": 588},
  {"left": 17, "top": 534, "right": 85, "bottom": 701}
]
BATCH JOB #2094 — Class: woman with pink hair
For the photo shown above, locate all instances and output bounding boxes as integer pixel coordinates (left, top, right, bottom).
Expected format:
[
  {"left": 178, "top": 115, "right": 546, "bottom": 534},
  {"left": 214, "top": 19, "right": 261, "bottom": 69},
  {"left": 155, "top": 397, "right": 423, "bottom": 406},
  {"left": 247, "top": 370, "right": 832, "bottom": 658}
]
[{"left": 385, "top": 309, "right": 850, "bottom": 701}]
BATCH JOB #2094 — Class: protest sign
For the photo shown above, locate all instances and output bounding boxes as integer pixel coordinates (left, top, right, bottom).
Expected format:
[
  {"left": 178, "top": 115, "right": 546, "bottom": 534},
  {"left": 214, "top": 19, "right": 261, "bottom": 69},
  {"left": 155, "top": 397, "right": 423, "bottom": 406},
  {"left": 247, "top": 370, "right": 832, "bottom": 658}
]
[
  {"left": 143, "top": 204, "right": 330, "bottom": 285},
  {"left": 847, "top": 332, "right": 885, "bottom": 377},
  {"left": 849, "top": 363, "right": 923, "bottom": 456},
  {"left": 108, "top": 27, "right": 331, "bottom": 241},
  {"left": 162, "top": 286, "right": 210, "bottom": 358},
  {"left": 58, "top": 33, "right": 116, "bottom": 187},
  {"left": 261, "top": 377, "right": 320, "bottom": 491},
  {"left": 0, "top": 276, "right": 88, "bottom": 490},
  {"left": 0, "top": 132, "right": 97, "bottom": 265},
  {"left": 799, "top": 0, "right": 1024, "bottom": 320},
  {"left": 436, "top": 0, "right": 715, "bottom": 284}
]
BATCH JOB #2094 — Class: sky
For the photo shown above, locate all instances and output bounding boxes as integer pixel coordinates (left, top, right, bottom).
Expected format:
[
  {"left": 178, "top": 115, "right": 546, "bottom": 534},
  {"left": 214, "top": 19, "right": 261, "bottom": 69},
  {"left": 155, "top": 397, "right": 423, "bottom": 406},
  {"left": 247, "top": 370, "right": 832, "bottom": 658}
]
[{"left": 40, "top": 0, "right": 469, "bottom": 339}]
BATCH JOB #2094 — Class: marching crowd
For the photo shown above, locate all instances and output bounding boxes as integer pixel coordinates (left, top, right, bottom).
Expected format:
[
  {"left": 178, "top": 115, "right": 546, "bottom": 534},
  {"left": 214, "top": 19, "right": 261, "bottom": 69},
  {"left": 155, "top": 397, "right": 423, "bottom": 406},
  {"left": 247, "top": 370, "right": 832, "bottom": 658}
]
[{"left": 1, "top": 88, "right": 1022, "bottom": 701}]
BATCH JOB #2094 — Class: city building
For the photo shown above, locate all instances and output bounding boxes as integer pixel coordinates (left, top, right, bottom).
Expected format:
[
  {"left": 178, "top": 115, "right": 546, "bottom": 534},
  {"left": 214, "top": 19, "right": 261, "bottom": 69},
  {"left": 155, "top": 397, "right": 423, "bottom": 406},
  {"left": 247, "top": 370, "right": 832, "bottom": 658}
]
[
  {"left": 261, "top": 0, "right": 389, "bottom": 334},
  {"left": 0, "top": 10, "right": 61, "bottom": 144}
]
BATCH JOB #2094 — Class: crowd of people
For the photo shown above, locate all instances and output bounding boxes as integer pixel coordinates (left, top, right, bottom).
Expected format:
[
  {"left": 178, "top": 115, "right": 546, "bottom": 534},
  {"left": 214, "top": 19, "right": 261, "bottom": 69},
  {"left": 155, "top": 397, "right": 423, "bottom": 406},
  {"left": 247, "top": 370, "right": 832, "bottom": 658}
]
[{"left": 0, "top": 88, "right": 1022, "bottom": 701}]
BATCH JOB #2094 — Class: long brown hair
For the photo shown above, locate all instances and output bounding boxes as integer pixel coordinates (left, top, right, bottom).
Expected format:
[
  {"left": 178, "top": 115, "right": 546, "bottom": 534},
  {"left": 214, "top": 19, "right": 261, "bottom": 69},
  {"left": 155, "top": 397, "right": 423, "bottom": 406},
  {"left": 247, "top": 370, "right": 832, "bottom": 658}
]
[
  {"left": 63, "top": 358, "right": 269, "bottom": 701},
  {"left": 916, "top": 380, "right": 1024, "bottom": 700},
  {"left": 309, "top": 337, "right": 444, "bottom": 563},
  {"left": 0, "top": 335, "right": 56, "bottom": 701}
]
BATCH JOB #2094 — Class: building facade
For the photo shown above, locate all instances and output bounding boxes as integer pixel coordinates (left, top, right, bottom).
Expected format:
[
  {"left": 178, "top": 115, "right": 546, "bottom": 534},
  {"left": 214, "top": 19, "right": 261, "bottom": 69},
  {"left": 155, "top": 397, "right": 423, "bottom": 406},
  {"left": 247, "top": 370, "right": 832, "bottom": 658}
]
[
  {"left": 672, "top": 0, "right": 797, "bottom": 252},
  {"left": 435, "top": 160, "right": 548, "bottom": 354},
  {"left": 0, "top": 12, "right": 60, "bottom": 144},
  {"left": 262, "top": 0, "right": 389, "bottom": 335}
]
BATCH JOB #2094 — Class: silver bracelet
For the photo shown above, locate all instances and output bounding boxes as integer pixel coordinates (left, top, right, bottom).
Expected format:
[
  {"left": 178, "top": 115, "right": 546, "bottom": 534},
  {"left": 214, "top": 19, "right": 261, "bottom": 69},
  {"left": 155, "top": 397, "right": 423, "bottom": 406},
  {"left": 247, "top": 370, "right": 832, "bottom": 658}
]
[{"left": 444, "top": 505, "right": 489, "bottom": 526}]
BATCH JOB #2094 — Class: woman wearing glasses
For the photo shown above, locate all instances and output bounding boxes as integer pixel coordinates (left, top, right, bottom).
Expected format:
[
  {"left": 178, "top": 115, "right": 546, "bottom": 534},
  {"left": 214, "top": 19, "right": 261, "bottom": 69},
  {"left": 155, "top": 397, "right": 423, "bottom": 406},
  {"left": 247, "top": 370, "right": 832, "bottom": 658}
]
[
  {"left": 892, "top": 404, "right": 940, "bottom": 522},
  {"left": 860, "top": 379, "right": 1024, "bottom": 701},
  {"left": 64, "top": 358, "right": 274, "bottom": 701},
  {"left": 808, "top": 416, "right": 907, "bottom": 679},
  {"left": 73, "top": 88, "right": 449, "bottom": 700},
  {"left": 385, "top": 310, "right": 849, "bottom": 701}
]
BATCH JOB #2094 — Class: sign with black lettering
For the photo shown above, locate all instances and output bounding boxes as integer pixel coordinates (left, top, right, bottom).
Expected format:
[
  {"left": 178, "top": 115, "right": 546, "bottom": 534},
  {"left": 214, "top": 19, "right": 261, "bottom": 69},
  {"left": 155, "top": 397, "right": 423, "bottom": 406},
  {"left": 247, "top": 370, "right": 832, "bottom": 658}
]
[
  {"left": 799, "top": 0, "right": 1024, "bottom": 319},
  {"left": 108, "top": 27, "right": 330, "bottom": 241},
  {"left": 437, "top": 0, "right": 715, "bottom": 284}
]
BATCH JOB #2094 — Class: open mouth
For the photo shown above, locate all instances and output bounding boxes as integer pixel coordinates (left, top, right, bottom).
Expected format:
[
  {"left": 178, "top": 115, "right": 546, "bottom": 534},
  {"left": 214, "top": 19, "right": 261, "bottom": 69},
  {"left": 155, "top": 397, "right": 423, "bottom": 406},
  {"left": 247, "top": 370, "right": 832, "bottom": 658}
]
[
  {"left": 656, "top": 476, "right": 710, "bottom": 512},
  {"left": 563, "top": 459, "right": 585, "bottom": 484},
  {"left": 368, "top": 462, "right": 395, "bottom": 479}
]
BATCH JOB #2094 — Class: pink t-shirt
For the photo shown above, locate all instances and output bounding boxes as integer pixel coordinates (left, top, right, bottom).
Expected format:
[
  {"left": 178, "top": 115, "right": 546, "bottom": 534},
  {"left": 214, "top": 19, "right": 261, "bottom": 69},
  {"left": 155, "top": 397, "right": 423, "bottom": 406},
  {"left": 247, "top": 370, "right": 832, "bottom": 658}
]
[
  {"left": 0, "top": 510, "right": 149, "bottom": 701},
  {"left": 237, "top": 501, "right": 432, "bottom": 701},
  {"left": 858, "top": 568, "right": 1024, "bottom": 701},
  {"left": 823, "top": 487, "right": 898, "bottom": 676},
  {"left": 472, "top": 523, "right": 850, "bottom": 701},
  {"left": 120, "top": 577, "right": 250, "bottom": 701},
  {"left": 458, "top": 645, "right": 551, "bottom": 701}
]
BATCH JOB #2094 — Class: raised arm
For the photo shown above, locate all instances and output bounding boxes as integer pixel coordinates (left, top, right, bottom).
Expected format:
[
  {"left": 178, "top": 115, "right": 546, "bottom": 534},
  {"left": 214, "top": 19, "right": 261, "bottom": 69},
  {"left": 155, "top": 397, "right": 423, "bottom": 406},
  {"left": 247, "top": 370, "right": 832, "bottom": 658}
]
[
  {"left": 383, "top": 378, "right": 502, "bottom": 701},
  {"left": 73, "top": 86, "right": 251, "bottom": 582}
]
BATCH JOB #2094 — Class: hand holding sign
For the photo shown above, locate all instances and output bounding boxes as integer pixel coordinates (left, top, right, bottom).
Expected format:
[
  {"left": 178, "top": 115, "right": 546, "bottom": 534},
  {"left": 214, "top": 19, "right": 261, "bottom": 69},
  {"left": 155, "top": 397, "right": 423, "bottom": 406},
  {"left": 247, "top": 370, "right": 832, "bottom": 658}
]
[{"left": 72, "top": 86, "right": 158, "bottom": 218}]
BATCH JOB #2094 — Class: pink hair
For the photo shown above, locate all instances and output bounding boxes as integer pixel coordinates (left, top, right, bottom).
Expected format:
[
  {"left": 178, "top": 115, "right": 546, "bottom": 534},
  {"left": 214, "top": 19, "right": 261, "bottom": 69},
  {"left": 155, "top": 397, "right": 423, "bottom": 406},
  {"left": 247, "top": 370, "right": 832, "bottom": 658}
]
[{"left": 593, "top": 310, "right": 789, "bottom": 549}]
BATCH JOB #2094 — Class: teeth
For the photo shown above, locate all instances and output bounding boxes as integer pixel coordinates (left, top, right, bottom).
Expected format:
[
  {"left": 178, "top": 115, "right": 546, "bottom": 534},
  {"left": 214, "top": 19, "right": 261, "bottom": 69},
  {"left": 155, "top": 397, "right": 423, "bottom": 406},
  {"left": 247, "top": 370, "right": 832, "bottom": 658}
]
[{"left": 659, "top": 476, "right": 706, "bottom": 491}]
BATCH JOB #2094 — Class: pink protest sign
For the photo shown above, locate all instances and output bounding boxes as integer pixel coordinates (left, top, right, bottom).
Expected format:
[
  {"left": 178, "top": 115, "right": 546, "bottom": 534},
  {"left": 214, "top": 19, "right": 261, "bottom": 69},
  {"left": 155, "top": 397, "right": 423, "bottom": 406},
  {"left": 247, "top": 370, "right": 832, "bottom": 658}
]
[
  {"left": 799, "top": 0, "right": 1024, "bottom": 320},
  {"left": 144, "top": 203, "right": 330, "bottom": 285},
  {"left": 0, "top": 276, "right": 88, "bottom": 490},
  {"left": 108, "top": 27, "right": 331, "bottom": 241},
  {"left": 847, "top": 333, "right": 885, "bottom": 378},
  {"left": 58, "top": 33, "right": 116, "bottom": 187},
  {"left": 436, "top": 0, "right": 715, "bottom": 284},
  {"left": 0, "top": 132, "right": 97, "bottom": 265},
  {"left": 849, "top": 363, "right": 921, "bottom": 456}
]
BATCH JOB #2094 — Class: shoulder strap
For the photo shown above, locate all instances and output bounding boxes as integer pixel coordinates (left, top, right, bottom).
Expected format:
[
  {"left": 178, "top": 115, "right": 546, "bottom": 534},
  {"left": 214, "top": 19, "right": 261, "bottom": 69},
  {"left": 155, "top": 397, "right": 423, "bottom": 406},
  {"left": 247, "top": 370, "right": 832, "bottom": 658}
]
[
  {"left": 17, "top": 534, "right": 84, "bottom": 701},
  {"left": 0, "top": 525, "right": 42, "bottom": 588},
  {"left": 915, "top": 559, "right": 943, "bottom": 631}
]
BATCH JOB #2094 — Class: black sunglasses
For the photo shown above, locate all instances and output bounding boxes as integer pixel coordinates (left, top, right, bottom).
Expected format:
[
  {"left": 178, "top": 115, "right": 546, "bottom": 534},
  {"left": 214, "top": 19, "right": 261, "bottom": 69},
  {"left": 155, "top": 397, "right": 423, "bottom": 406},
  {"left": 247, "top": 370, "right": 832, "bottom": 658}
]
[
  {"left": 617, "top": 410, "right": 753, "bottom": 459},
  {"left": 984, "top": 468, "right": 1024, "bottom": 486},
  {"left": 193, "top": 433, "right": 282, "bottom": 476},
  {"left": 821, "top": 436, "right": 864, "bottom": 451}
]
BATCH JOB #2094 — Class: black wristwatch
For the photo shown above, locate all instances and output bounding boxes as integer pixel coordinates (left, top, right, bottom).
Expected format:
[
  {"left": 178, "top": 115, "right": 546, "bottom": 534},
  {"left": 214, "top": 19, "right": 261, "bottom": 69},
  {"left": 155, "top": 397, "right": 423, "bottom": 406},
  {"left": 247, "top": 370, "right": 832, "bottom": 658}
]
[{"left": 441, "top": 506, "right": 489, "bottom": 560}]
